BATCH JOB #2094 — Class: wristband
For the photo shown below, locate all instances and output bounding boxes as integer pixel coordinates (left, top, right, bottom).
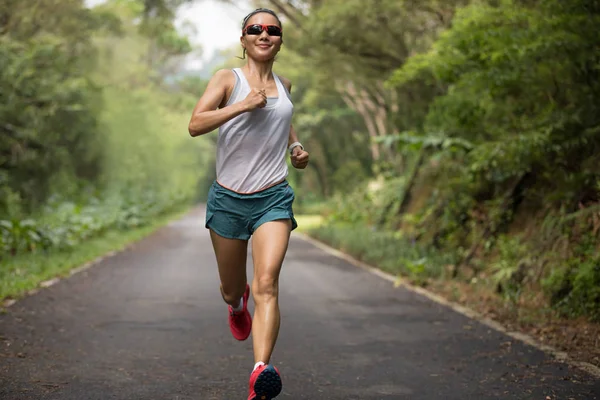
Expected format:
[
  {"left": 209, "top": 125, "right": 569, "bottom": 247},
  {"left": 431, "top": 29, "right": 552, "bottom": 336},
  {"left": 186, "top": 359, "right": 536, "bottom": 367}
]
[{"left": 288, "top": 141, "right": 303, "bottom": 154}]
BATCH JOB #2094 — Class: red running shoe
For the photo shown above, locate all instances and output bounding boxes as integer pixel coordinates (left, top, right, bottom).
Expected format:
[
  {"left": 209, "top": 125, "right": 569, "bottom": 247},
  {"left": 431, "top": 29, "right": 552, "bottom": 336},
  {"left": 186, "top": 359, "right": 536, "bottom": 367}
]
[
  {"left": 228, "top": 284, "right": 252, "bottom": 341},
  {"left": 247, "top": 364, "right": 282, "bottom": 400}
]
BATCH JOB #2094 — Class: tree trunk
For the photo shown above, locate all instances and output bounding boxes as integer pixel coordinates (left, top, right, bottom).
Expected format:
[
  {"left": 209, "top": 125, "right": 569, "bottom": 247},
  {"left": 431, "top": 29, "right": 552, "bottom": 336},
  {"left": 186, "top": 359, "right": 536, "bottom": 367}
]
[
  {"left": 397, "top": 148, "right": 426, "bottom": 217},
  {"left": 340, "top": 83, "right": 381, "bottom": 161}
]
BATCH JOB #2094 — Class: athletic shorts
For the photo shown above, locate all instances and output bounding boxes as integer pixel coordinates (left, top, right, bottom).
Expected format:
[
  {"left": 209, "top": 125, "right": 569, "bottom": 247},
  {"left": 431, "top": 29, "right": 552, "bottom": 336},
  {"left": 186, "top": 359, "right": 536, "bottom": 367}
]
[{"left": 205, "top": 180, "right": 298, "bottom": 240}]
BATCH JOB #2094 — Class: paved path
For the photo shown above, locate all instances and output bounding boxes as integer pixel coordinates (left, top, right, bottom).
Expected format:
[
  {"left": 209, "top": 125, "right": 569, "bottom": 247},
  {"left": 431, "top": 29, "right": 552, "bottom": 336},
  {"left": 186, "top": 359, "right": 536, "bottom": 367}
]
[{"left": 1, "top": 208, "right": 598, "bottom": 399}]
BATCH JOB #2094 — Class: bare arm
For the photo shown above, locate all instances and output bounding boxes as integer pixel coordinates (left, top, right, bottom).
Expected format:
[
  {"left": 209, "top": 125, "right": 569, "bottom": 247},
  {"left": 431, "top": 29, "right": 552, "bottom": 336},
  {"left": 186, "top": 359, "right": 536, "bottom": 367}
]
[
  {"left": 288, "top": 125, "right": 301, "bottom": 148},
  {"left": 279, "top": 76, "right": 301, "bottom": 148},
  {"left": 280, "top": 76, "right": 309, "bottom": 169},
  {"left": 188, "top": 69, "right": 254, "bottom": 137}
]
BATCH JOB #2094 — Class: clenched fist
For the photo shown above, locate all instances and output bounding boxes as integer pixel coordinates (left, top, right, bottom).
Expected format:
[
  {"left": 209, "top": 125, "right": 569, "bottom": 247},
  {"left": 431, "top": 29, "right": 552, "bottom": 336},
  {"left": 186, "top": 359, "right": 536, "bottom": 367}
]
[
  {"left": 291, "top": 146, "right": 309, "bottom": 169},
  {"left": 243, "top": 88, "right": 267, "bottom": 111}
]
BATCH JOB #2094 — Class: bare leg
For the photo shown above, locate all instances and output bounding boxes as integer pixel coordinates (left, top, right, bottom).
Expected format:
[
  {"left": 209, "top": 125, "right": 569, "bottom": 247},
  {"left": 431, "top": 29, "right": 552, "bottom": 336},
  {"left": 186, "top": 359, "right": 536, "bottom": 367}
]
[
  {"left": 250, "top": 219, "right": 292, "bottom": 364},
  {"left": 209, "top": 230, "right": 248, "bottom": 308}
]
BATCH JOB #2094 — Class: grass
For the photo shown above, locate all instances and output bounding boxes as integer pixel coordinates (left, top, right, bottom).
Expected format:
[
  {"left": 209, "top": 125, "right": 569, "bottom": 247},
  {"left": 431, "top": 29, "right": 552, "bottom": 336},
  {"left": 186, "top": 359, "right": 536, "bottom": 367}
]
[
  {"left": 294, "top": 214, "right": 324, "bottom": 233},
  {"left": 305, "top": 222, "right": 455, "bottom": 281},
  {"left": 0, "top": 206, "right": 191, "bottom": 303}
]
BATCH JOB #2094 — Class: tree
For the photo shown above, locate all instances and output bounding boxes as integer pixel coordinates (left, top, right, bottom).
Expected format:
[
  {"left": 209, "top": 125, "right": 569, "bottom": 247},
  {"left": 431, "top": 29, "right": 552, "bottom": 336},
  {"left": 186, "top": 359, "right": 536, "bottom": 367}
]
[{"left": 0, "top": 0, "right": 114, "bottom": 214}]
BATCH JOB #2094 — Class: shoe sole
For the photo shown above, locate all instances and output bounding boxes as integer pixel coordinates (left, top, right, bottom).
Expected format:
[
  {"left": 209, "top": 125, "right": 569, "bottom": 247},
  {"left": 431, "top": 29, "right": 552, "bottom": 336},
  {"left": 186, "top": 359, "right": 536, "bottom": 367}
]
[{"left": 252, "top": 366, "right": 282, "bottom": 400}]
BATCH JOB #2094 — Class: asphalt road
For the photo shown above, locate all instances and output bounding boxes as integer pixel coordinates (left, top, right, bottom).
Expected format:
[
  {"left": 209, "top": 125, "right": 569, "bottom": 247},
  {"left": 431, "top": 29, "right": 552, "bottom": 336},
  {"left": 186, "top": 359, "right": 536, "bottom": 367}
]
[{"left": 1, "top": 207, "right": 598, "bottom": 400}]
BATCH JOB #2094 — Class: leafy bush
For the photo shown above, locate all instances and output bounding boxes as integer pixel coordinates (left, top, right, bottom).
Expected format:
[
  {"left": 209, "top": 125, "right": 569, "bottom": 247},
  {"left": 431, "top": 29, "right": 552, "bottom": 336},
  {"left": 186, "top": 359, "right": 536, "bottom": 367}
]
[
  {"left": 324, "top": 176, "right": 406, "bottom": 226},
  {"left": 389, "top": 0, "right": 600, "bottom": 204},
  {"left": 544, "top": 237, "right": 600, "bottom": 322},
  {"left": 0, "top": 188, "right": 190, "bottom": 260},
  {"left": 488, "top": 235, "right": 531, "bottom": 304},
  {"left": 0, "top": 219, "right": 50, "bottom": 256},
  {"left": 0, "top": 34, "right": 103, "bottom": 215},
  {"left": 309, "top": 222, "right": 456, "bottom": 282}
]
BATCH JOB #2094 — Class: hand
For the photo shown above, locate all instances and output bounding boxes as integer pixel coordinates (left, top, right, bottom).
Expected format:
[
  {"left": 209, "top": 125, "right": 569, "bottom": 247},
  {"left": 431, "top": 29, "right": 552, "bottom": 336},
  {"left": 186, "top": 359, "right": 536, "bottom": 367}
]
[
  {"left": 243, "top": 88, "right": 267, "bottom": 111},
  {"left": 291, "top": 146, "right": 309, "bottom": 169}
]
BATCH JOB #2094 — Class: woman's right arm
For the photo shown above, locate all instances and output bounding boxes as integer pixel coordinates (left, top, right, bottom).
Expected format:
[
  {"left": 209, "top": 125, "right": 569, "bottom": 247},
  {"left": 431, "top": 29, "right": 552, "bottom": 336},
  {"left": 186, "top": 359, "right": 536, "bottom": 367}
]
[{"left": 188, "top": 69, "right": 250, "bottom": 137}]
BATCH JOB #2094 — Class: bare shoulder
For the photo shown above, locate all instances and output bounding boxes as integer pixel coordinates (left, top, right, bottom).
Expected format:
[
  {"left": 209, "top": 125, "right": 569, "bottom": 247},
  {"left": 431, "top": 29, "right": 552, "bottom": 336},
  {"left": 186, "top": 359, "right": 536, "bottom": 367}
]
[
  {"left": 211, "top": 68, "right": 236, "bottom": 88},
  {"left": 277, "top": 74, "right": 293, "bottom": 93},
  {"left": 207, "top": 69, "right": 237, "bottom": 107}
]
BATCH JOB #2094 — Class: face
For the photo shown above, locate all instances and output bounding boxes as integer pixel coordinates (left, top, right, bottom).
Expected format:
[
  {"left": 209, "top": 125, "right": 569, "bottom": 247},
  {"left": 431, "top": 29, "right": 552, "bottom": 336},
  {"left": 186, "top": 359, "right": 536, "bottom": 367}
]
[{"left": 240, "top": 13, "right": 282, "bottom": 62}]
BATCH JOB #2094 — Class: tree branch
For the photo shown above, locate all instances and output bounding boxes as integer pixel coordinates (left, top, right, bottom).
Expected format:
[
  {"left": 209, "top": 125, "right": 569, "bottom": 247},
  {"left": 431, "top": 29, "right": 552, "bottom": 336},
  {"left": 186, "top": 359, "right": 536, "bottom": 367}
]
[
  {"left": 339, "top": 81, "right": 381, "bottom": 161},
  {"left": 267, "top": 0, "right": 306, "bottom": 30}
]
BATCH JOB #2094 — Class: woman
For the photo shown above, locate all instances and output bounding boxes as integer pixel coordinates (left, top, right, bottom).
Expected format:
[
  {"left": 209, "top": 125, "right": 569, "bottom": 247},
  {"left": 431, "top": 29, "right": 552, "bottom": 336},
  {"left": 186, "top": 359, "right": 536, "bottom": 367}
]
[{"left": 187, "top": 7, "right": 309, "bottom": 400}]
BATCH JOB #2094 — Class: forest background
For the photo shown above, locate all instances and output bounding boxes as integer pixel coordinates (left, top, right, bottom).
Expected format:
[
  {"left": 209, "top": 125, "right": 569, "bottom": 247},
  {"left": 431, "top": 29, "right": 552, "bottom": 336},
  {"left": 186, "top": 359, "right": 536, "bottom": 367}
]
[{"left": 1, "top": 0, "right": 599, "bottom": 367}]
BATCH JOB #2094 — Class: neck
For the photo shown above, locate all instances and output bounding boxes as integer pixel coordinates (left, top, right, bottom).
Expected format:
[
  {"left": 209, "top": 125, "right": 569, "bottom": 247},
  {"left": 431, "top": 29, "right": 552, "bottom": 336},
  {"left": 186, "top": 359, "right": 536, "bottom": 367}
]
[{"left": 243, "top": 58, "right": 275, "bottom": 82}]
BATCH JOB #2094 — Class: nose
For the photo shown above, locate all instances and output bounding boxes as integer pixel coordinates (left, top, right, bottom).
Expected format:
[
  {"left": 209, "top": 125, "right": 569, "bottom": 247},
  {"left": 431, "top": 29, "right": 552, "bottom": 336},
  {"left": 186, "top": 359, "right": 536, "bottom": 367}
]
[{"left": 259, "top": 29, "right": 269, "bottom": 39}]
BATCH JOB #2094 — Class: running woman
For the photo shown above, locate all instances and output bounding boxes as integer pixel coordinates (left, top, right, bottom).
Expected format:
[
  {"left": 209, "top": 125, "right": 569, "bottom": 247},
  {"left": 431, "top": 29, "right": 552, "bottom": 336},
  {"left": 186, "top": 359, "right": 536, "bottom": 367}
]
[{"left": 187, "top": 8, "right": 309, "bottom": 400}]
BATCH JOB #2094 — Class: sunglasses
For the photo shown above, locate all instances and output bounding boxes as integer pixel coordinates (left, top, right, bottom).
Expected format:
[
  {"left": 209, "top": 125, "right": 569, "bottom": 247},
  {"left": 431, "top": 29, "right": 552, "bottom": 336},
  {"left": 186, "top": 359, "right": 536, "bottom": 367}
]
[{"left": 243, "top": 24, "right": 283, "bottom": 37}]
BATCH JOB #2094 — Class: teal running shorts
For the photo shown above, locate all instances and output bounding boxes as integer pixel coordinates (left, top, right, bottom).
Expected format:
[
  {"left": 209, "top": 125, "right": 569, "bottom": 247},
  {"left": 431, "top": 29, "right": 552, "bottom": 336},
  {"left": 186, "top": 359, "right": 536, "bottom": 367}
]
[{"left": 205, "top": 180, "right": 298, "bottom": 240}]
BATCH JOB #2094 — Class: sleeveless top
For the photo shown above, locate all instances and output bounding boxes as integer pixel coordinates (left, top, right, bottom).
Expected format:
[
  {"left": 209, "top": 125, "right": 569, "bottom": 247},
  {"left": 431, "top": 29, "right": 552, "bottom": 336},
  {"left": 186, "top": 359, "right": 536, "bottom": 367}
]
[{"left": 215, "top": 68, "right": 294, "bottom": 193}]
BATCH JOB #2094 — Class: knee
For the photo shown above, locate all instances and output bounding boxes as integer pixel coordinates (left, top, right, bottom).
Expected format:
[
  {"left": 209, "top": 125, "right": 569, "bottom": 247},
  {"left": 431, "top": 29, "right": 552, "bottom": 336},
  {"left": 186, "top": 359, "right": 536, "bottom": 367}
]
[
  {"left": 221, "top": 284, "right": 246, "bottom": 305},
  {"left": 252, "top": 274, "right": 279, "bottom": 301}
]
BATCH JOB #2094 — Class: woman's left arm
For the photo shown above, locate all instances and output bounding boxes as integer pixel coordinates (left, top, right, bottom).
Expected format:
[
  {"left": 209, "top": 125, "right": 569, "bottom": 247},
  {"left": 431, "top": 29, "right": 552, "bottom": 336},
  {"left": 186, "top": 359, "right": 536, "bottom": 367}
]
[{"left": 280, "top": 76, "right": 309, "bottom": 169}]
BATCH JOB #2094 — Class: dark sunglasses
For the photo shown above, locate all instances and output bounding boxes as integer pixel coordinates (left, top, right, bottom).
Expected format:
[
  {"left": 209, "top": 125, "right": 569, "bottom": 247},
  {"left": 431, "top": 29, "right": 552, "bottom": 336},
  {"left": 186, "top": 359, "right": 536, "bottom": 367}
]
[{"left": 243, "top": 24, "right": 283, "bottom": 37}]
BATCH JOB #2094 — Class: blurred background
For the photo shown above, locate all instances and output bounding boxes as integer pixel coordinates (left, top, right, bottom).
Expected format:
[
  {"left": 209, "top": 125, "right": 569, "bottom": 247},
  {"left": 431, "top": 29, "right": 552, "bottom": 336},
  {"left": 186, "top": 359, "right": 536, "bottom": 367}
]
[{"left": 1, "top": 0, "right": 599, "bottom": 365}]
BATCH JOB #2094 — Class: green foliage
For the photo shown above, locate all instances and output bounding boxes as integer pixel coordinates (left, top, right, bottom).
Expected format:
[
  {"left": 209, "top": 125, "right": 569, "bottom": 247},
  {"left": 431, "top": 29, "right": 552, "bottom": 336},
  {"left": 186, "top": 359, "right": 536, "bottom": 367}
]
[
  {"left": 293, "top": 0, "right": 600, "bottom": 322},
  {"left": 95, "top": 85, "right": 208, "bottom": 199},
  {"left": 376, "top": 131, "right": 474, "bottom": 153},
  {"left": 489, "top": 235, "right": 530, "bottom": 304},
  {"left": 0, "top": 22, "right": 104, "bottom": 214},
  {"left": 1, "top": 0, "right": 211, "bottom": 261},
  {"left": 330, "top": 160, "right": 369, "bottom": 194},
  {"left": 308, "top": 222, "right": 454, "bottom": 281},
  {"left": 388, "top": 0, "right": 600, "bottom": 197},
  {"left": 0, "top": 185, "right": 192, "bottom": 260},
  {"left": 324, "top": 189, "right": 372, "bottom": 225},
  {"left": 295, "top": 0, "right": 466, "bottom": 76},
  {"left": 324, "top": 176, "right": 406, "bottom": 226},
  {"left": 544, "top": 240, "right": 600, "bottom": 322},
  {"left": 269, "top": 49, "right": 373, "bottom": 197},
  {"left": 0, "top": 219, "right": 48, "bottom": 256}
]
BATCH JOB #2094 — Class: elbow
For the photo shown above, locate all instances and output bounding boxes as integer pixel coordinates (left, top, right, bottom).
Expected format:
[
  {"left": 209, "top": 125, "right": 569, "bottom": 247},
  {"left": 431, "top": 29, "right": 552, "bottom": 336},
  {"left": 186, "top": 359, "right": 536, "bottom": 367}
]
[
  {"left": 188, "top": 117, "right": 206, "bottom": 137},
  {"left": 188, "top": 125, "right": 200, "bottom": 137}
]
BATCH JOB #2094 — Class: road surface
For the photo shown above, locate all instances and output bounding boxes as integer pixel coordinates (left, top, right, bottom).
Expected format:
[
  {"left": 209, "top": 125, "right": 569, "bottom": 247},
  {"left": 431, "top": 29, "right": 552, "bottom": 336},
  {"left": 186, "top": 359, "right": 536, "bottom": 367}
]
[{"left": 1, "top": 207, "right": 598, "bottom": 399}]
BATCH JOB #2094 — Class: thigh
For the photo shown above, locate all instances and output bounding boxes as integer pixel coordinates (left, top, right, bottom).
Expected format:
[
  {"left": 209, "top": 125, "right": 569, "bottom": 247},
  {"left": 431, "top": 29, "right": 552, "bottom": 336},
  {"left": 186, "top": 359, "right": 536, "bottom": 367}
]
[
  {"left": 210, "top": 230, "right": 248, "bottom": 291},
  {"left": 251, "top": 220, "right": 292, "bottom": 282}
]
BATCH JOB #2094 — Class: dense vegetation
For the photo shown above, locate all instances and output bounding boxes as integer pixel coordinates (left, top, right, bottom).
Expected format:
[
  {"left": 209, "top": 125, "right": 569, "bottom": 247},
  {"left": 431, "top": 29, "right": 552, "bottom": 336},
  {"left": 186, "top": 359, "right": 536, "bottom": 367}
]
[
  {"left": 232, "top": 0, "right": 600, "bottom": 325},
  {"left": 0, "top": 0, "right": 213, "bottom": 296}
]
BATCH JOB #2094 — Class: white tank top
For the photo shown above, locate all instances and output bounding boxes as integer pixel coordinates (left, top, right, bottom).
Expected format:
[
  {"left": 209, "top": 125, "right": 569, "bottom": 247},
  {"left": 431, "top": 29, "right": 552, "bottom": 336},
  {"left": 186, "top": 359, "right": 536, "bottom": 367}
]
[{"left": 215, "top": 68, "right": 294, "bottom": 193}]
